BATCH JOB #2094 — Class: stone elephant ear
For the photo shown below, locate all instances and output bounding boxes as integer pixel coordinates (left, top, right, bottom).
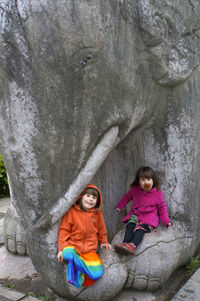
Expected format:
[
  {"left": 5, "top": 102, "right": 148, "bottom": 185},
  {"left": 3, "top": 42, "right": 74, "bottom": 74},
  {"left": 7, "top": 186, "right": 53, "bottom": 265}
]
[{"left": 138, "top": 0, "right": 200, "bottom": 86}]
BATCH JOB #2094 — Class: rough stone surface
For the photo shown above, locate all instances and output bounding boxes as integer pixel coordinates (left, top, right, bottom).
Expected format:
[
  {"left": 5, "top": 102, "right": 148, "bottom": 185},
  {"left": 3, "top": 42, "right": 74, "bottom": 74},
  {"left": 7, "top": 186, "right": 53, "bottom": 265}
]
[
  {"left": 171, "top": 269, "right": 200, "bottom": 301},
  {"left": 0, "top": 284, "right": 40, "bottom": 300},
  {"left": 0, "top": 284, "right": 25, "bottom": 300},
  {"left": 0, "top": 247, "right": 37, "bottom": 279},
  {"left": 22, "top": 296, "right": 39, "bottom": 301},
  {"left": 1, "top": 1, "right": 200, "bottom": 300},
  {"left": 109, "top": 290, "right": 157, "bottom": 301},
  {"left": 0, "top": 198, "right": 10, "bottom": 244},
  {"left": 3, "top": 207, "right": 27, "bottom": 255},
  {"left": 112, "top": 225, "right": 195, "bottom": 291}
]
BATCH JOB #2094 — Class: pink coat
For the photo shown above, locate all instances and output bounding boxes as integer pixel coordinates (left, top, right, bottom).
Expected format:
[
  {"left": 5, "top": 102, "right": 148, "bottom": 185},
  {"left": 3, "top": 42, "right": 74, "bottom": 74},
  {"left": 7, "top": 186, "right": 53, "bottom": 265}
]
[{"left": 115, "top": 186, "right": 171, "bottom": 228}]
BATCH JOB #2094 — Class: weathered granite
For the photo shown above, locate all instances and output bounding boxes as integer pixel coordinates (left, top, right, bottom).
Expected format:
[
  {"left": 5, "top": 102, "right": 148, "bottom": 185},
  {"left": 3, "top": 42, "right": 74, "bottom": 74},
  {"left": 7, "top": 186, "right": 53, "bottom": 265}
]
[
  {"left": 0, "top": 198, "right": 10, "bottom": 244},
  {"left": 1, "top": 1, "right": 200, "bottom": 300},
  {"left": 0, "top": 247, "right": 37, "bottom": 279},
  {"left": 0, "top": 284, "right": 25, "bottom": 301},
  {"left": 0, "top": 284, "right": 40, "bottom": 301},
  {"left": 172, "top": 269, "right": 200, "bottom": 301}
]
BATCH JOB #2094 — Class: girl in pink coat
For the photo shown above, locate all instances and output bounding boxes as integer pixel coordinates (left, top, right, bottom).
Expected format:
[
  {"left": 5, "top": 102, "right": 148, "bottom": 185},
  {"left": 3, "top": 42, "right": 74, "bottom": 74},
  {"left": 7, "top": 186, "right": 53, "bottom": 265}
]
[{"left": 114, "top": 166, "right": 172, "bottom": 255}]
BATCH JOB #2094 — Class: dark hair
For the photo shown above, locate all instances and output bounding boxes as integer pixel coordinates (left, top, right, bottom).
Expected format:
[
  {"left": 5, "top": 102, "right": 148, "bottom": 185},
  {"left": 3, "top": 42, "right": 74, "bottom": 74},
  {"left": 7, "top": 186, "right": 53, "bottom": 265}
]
[
  {"left": 78, "top": 187, "right": 100, "bottom": 211},
  {"left": 131, "top": 166, "right": 160, "bottom": 190}
]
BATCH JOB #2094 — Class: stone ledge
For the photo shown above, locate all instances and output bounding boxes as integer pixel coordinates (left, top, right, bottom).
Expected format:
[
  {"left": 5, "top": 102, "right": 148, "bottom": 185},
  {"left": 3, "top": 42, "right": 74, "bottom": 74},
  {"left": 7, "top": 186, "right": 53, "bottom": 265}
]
[
  {"left": 171, "top": 268, "right": 200, "bottom": 300},
  {"left": 0, "top": 283, "right": 25, "bottom": 300}
]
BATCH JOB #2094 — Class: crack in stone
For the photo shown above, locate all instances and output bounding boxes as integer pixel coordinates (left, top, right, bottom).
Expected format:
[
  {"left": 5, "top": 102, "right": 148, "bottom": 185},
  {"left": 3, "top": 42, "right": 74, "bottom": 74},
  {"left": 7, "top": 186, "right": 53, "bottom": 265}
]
[
  {"left": 0, "top": 6, "right": 5, "bottom": 13},
  {"left": 136, "top": 235, "right": 194, "bottom": 256},
  {"left": 71, "top": 286, "right": 86, "bottom": 297}
]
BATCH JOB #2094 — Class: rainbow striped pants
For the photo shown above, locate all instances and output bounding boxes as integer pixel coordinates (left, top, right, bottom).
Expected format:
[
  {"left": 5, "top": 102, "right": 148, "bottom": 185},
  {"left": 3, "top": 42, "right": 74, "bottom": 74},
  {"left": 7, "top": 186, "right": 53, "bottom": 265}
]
[{"left": 62, "top": 246, "right": 103, "bottom": 287}]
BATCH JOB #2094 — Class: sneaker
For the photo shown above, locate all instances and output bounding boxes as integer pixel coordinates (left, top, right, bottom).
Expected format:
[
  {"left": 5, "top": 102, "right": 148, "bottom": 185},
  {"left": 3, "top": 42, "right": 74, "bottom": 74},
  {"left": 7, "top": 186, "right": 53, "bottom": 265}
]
[{"left": 114, "top": 243, "right": 135, "bottom": 255}]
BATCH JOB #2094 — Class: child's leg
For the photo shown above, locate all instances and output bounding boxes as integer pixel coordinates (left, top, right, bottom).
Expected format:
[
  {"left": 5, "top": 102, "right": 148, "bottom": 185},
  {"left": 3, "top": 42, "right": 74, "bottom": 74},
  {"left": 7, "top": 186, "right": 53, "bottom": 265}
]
[
  {"left": 131, "top": 224, "right": 152, "bottom": 247},
  {"left": 131, "top": 228, "right": 146, "bottom": 247},
  {"left": 62, "top": 247, "right": 103, "bottom": 287},
  {"left": 62, "top": 247, "right": 82, "bottom": 286},
  {"left": 123, "top": 222, "right": 136, "bottom": 243},
  {"left": 114, "top": 223, "right": 151, "bottom": 255},
  {"left": 114, "top": 223, "right": 136, "bottom": 255}
]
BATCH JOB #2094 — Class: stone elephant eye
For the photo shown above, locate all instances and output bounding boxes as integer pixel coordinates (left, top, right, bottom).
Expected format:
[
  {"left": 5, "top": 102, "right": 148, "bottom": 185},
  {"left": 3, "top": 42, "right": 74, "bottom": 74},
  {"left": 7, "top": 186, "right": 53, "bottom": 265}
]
[
  {"left": 81, "top": 56, "right": 92, "bottom": 68},
  {"left": 71, "top": 48, "right": 96, "bottom": 73}
]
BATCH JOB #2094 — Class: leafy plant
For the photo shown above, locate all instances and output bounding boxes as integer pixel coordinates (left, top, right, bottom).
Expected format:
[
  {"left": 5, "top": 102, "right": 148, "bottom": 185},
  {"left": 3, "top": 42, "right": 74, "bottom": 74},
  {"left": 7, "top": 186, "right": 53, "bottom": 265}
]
[
  {"left": 2, "top": 282, "right": 14, "bottom": 288},
  {"left": 27, "top": 292, "right": 37, "bottom": 297},
  {"left": 186, "top": 256, "right": 200, "bottom": 276},
  {"left": 27, "top": 292, "right": 54, "bottom": 301},
  {"left": 39, "top": 296, "right": 54, "bottom": 301},
  {"left": 0, "top": 154, "right": 9, "bottom": 197}
]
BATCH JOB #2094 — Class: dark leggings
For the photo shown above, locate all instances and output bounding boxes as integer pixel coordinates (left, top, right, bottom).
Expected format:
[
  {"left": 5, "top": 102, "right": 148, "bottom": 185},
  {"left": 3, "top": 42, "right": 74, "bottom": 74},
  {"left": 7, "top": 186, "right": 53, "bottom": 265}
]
[{"left": 123, "top": 222, "right": 151, "bottom": 247}]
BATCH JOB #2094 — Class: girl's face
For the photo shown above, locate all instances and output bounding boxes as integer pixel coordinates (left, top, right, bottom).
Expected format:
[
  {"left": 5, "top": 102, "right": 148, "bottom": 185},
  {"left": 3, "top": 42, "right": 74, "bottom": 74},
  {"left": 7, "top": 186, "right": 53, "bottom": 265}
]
[
  {"left": 81, "top": 193, "right": 98, "bottom": 210},
  {"left": 139, "top": 177, "right": 153, "bottom": 191}
]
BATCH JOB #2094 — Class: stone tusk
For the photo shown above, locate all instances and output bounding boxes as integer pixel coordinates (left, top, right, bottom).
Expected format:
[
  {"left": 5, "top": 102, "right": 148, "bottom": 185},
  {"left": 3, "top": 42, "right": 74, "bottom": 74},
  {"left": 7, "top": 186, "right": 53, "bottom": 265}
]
[{"left": 36, "top": 125, "right": 119, "bottom": 230}]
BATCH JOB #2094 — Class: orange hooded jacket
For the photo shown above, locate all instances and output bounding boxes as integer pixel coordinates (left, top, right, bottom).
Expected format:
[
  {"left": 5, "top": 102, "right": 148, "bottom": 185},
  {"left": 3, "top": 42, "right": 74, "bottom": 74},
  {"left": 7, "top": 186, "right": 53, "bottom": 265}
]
[{"left": 58, "top": 184, "right": 108, "bottom": 254}]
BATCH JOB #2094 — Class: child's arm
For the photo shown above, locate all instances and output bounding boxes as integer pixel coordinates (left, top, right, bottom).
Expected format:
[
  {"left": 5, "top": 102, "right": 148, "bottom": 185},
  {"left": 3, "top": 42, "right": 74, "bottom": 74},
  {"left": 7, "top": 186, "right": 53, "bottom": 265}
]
[
  {"left": 57, "top": 251, "right": 63, "bottom": 262},
  {"left": 100, "top": 243, "right": 112, "bottom": 250},
  {"left": 98, "top": 210, "right": 112, "bottom": 250},
  {"left": 157, "top": 191, "right": 173, "bottom": 227},
  {"left": 114, "top": 188, "right": 134, "bottom": 212},
  {"left": 167, "top": 221, "right": 173, "bottom": 227},
  {"left": 58, "top": 212, "right": 72, "bottom": 252}
]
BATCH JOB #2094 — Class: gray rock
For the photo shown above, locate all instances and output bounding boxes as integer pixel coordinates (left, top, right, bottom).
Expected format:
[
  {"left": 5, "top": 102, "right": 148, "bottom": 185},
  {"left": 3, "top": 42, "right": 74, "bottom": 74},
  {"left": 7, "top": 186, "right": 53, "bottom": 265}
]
[
  {"left": 109, "top": 290, "right": 157, "bottom": 301},
  {"left": 0, "top": 246, "right": 37, "bottom": 279},
  {"left": 22, "top": 296, "right": 39, "bottom": 301},
  {"left": 112, "top": 224, "right": 195, "bottom": 290},
  {"left": 172, "top": 268, "right": 200, "bottom": 301},
  {"left": 0, "top": 198, "right": 10, "bottom": 245},
  {"left": 3, "top": 207, "right": 27, "bottom": 255},
  {"left": 0, "top": 284, "right": 25, "bottom": 301},
  {"left": 1, "top": 1, "right": 200, "bottom": 300}
]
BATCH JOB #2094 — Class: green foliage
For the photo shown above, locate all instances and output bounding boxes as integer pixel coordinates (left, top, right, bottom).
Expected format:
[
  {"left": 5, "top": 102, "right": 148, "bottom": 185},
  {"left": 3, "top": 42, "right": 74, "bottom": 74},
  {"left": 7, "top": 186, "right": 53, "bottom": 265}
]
[
  {"left": 27, "top": 292, "right": 37, "bottom": 297},
  {"left": 27, "top": 292, "right": 54, "bottom": 301},
  {"left": 0, "top": 154, "right": 9, "bottom": 197},
  {"left": 2, "top": 282, "right": 14, "bottom": 288},
  {"left": 186, "top": 256, "right": 200, "bottom": 276},
  {"left": 39, "top": 295, "right": 54, "bottom": 301}
]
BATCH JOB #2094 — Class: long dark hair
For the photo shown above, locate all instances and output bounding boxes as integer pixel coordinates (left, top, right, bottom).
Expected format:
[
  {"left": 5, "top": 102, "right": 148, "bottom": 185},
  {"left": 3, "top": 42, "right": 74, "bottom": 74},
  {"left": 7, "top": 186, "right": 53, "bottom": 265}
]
[{"left": 131, "top": 166, "right": 160, "bottom": 190}]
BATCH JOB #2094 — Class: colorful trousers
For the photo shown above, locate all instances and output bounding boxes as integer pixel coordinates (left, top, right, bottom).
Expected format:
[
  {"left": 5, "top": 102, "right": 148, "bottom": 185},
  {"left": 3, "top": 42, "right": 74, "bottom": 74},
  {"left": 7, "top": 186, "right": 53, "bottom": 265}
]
[{"left": 62, "top": 246, "right": 103, "bottom": 287}]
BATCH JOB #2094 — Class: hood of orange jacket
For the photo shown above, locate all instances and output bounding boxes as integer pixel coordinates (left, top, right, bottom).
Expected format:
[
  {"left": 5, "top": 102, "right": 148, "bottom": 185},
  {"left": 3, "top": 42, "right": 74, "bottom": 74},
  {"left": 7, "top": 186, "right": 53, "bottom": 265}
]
[{"left": 75, "top": 184, "right": 102, "bottom": 210}]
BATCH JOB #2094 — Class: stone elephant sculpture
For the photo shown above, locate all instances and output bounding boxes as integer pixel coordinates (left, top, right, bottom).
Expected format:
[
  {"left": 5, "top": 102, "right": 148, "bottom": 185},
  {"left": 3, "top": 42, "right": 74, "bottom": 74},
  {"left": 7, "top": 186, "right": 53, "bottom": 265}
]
[{"left": 1, "top": 0, "right": 200, "bottom": 300}]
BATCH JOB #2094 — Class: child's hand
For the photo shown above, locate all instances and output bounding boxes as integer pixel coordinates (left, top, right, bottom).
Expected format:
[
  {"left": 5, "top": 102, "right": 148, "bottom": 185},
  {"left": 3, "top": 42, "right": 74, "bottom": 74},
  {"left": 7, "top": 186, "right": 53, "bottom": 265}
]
[
  {"left": 115, "top": 208, "right": 121, "bottom": 213},
  {"left": 57, "top": 251, "right": 63, "bottom": 262},
  {"left": 100, "top": 243, "right": 112, "bottom": 250},
  {"left": 167, "top": 222, "right": 173, "bottom": 227}
]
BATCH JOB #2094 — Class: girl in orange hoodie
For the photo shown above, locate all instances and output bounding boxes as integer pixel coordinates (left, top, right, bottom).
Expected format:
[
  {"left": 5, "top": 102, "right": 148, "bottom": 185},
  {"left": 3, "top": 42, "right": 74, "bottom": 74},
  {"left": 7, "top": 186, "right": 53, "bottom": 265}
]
[{"left": 57, "top": 184, "right": 112, "bottom": 287}]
